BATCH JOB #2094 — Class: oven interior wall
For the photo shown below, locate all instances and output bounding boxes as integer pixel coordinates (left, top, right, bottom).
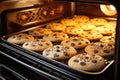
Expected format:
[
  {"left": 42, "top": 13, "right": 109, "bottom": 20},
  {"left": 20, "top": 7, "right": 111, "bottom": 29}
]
[
  {"left": 75, "top": 2, "right": 116, "bottom": 17},
  {"left": 0, "top": 0, "right": 49, "bottom": 35}
]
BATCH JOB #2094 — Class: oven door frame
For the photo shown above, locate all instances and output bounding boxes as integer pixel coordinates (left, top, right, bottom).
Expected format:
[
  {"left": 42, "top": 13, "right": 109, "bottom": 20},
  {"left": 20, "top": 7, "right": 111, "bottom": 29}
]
[{"left": 0, "top": 0, "right": 120, "bottom": 80}]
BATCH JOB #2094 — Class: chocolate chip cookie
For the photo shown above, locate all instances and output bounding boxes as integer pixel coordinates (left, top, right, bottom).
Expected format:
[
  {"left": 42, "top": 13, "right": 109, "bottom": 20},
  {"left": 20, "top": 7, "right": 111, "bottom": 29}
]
[{"left": 42, "top": 45, "right": 77, "bottom": 60}]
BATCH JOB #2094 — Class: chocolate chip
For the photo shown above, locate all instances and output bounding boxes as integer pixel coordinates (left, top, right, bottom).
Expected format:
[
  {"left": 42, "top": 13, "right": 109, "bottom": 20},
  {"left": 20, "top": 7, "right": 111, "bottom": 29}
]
[
  {"left": 53, "top": 34, "right": 57, "bottom": 36},
  {"left": 80, "top": 62, "right": 86, "bottom": 66},
  {"left": 73, "top": 39, "right": 78, "bottom": 41},
  {"left": 18, "top": 35, "right": 22, "bottom": 37},
  {"left": 25, "top": 43, "right": 29, "bottom": 46},
  {"left": 81, "top": 39, "right": 84, "bottom": 41},
  {"left": 39, "top": 43, "right": 43, "bottom": 46},
  {"left": 66, "top": 41, "right": 69, "bottom": 43},
  {"left": 56, "top": 46, "right": 60, "bottom": 48},
  {"left": 94, "top": 50, "right": 99, "bottom": 53},
  {"left": 63, "top": 35, "right": 66, "bottom": 37},
  {"left": 54, "top": 54, "right": 59, "bottom": 57},
  {"left": 85, "top": 56, "right": 89, "bottom": 59},
  {"left": 108, "top": 44, "right": 112, "bottom": 47},
  {"left": 31, "top": 44, "right": 35, "bottom": 47},
  {"left": 25, "top": 36, "right": 29, "bottom": 39},
  {"left": 65, "top": 46, "right": 69, "bottom": 49},
  {"left": 45, "top": 52, "right": 50, "bottom": 56},
  {"left": 46, "top": 43, "right": 50, "bottom": 46},
  {"left": 104, "top": 50, "right": 110, "bottom": 53},
  {"left": 71, "top": 43, "right": 75, "bottom": 46},
  {"left": 108, "top": 38, "right": 112, "bottom": 40},
  {"left": 45, "top": 35, "right": 49, "bottom": 37},
  {"left": 92, "top": 60, "right": 97, "bottom": 63},
  {"left": 85, "top": 41, "right": 89, "bottom": 44},
  {"left": 56, "top": 49, "right": 60, "bottom": 52},
  {"left": 78, "top": 42, "right": 82, "bottom": 45},
  {"left": 73, "top": 59, "right": 79, "bottom": 62},
  {"left": 41, "top": 40, "right": 45, "bottom": 42},
  {"left": 63, "top": 52, "right": 69, "bottom": 56},
  {"left": 35, "top": 39, "right": 39, "bottom": 41},
  {"left": 100, "top": 44, "right": 104, "bottom": 47}
]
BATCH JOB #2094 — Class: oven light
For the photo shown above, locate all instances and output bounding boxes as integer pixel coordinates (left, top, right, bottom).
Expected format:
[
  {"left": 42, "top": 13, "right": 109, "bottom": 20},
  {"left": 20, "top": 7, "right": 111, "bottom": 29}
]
[
  {"left": 100, "top": 5, "right": 117, "bottom": 16},
  {"left": 109, "top": 5, "right": 116, "bottom": 11}
]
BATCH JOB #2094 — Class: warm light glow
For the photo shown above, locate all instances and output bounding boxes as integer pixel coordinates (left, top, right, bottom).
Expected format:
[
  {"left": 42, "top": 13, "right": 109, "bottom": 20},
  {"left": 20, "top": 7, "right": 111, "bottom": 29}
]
[
  {"left": 109, "top": 5, "right": 116, "bottom": 11},
  {"left": 100, "top": 5, "right": 117, "bottom": 16}
]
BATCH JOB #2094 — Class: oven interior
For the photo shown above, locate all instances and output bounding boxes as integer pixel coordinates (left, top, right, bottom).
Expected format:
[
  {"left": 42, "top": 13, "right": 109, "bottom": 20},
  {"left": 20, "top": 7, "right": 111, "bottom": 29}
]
[{"left": 0, "top": 0, "right": 119, "bottom": 80}]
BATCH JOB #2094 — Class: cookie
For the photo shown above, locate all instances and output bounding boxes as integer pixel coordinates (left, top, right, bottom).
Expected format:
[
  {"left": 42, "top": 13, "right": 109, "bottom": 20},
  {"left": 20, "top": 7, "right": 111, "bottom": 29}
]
[
  {"left": 64, "top": 27, "right": 83, "bottom": 35},
  {"left": 93, "top": 26, "right": 115, "bottom": 35},
  {"left": 105, "top": 21, "right": 116, "bottom": 28},
  {"left": 7, "top": 33, "right": 34, "bottom": 44},
  {"left": 100, "top": 36, "right": 115, "bottom": 44},
  {"left": 22, "top": 39, "right": 53, "bottom": 52},
  {"left": 28, "top": 27, "right": 52, "bottom": 37},
  {"left": 61, "top": 37, "right": 90, "bottom": 49},
  {"left": 76, "top": 23, "right": 96, "bottom": 30},
  {"left": 89, "top": 18, "right": 107, "bottom": 26},
  {"left": 46, "top": 22, "right": 66, "bottom": 31},
  {"left": 68, "top": 53, "right": 106, "bottom": 72},
  {"left": 79, "top": 31, "right": 103, "bottom": 41},
  {"left": 43, "top": 32, "right": 68, "bottom": 42},
  {"left": 112, "top": 32, "right": 115, "bottom": 37},
  {"left": 42, "top": 45, "right": 77, "bottom": 60},
  {"left": 72, "top": 15, "right": 90, "bottom": 23},
  {"left": 85, "top": 42, "right": 114, "bottom": 57},
  {"left": 61, "top": 18, "right": 78, "bottom": 26}
]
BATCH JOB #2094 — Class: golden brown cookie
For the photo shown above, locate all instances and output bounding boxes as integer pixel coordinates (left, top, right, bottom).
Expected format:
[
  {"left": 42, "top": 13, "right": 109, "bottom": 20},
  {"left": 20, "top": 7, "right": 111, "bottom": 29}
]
[
  {"left": 61, "top": 18, "right": 78, "bottom": 26},
  {"left": 85, "top": 42, "right": 114, "bottom": 57},
  {"left": 72, "top": 15, "right": 90, "bottom": 23},
  {"left": 46, "top": 22, "right": 66, "bottom": 31},
  {"left": 22, "top": 39, "right": 53, "bottom": 52},
  {"left": 7, "top": 33, "right": 34, "bottom": 44},
  {"left": 43, "top": 32, "right": 68, "bottom": 42},
  {"left": 76, "top": 23, "right": 96, "bottom": 30},
  {"left": 61, "top": 37, "right": 90, "bottom": 49},
  {"left": 79, "top": 31, "right": 103, "bottom": 41},
  {"left": 105, "top": 21, "right": 116, "bottom": 28},
  {"left": 89, "top": 18, "right": 107, "bottom": 26},
  {"left": 64, "top": 27, "right": 83, "bottom": 35},
  {"left": 28, "top": 28, "right": 52, "bottom": 37},
  {"left": 100, "top": 36, "right": 115, "bottom": 44},
  {"left": 42, "top": 45, "right": 77, "bottom": 60},
  {"left": 93, "top": 26, "right": 115, "bottom": 35},
  {"left": 68, "top": 53, "right": 106, "bottom": 72}
]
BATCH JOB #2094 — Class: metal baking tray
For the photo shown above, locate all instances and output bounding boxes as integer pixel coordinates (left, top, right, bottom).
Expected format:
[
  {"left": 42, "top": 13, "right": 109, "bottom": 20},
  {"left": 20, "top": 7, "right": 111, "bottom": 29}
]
[{"left": 1, "top": 24, "right": 115, "bottom": 76}]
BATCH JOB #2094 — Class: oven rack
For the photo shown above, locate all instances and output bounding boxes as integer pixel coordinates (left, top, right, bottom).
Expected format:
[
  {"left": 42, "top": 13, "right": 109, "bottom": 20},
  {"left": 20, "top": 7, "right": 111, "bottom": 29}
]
[
  {"left": 0, "top": 50, "right": 63, "bottom": 80},
  {"left": 0, "top": 64, "right": 27, "bottom": 80},
  {"left": 0, "top": 41, "right": 83, "bottom": 80}
]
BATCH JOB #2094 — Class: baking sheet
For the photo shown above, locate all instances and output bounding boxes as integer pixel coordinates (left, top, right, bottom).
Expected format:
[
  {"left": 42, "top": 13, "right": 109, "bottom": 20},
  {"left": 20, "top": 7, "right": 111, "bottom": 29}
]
[{"left": 1, "top": 16, "right": 116, "bottom": 75}]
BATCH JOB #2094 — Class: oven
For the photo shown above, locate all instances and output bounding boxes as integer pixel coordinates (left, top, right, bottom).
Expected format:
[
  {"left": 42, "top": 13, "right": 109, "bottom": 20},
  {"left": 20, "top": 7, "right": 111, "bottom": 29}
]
[{"left": 0, "top": 0, "right": 119, "bottom": 80}]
